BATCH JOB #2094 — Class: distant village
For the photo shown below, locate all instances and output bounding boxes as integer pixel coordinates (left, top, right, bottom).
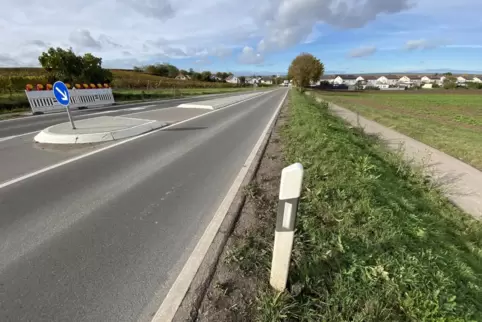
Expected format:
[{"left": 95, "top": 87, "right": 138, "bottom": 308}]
[{"left": 317, "top": 74, "right": 481, "bottom": 89}]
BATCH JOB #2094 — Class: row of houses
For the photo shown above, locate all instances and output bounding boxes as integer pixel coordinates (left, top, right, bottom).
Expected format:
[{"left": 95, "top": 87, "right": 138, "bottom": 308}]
[
  {"left": 225, "top": 75, "right": 273, "bottom": 85},
  {"left": 175, "top": 73, "right": 275, "bottom": 85},
  {"left": 319, "top": 74, "right": 482, "bottom": 88}
]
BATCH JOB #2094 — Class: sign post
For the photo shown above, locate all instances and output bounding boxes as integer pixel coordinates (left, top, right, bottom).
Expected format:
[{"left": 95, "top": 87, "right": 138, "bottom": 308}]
[{"left": 53, "top": 81, "right": 75, "bottom": 129}]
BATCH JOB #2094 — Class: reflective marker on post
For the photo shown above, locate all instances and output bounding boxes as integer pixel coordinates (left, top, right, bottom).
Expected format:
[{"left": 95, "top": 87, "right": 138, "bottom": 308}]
[{"left": 270, "top": 163, "right": 304, "bottom": 292}]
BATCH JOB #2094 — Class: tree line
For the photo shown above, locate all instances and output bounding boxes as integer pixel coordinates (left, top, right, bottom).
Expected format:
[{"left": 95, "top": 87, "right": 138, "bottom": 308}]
[{"left": 133, "top": 64, "right": 234, "bottom": 82}]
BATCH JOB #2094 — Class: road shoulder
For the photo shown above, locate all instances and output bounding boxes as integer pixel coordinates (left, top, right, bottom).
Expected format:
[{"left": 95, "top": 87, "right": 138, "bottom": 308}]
[{"left": 171, "top": 92, "right": 289, "bottom": 322}]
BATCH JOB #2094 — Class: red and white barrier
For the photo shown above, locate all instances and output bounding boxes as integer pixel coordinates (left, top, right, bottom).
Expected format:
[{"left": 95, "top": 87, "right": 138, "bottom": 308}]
[{"left": 25, "top": 83, "right": 115, "bottom": 114}]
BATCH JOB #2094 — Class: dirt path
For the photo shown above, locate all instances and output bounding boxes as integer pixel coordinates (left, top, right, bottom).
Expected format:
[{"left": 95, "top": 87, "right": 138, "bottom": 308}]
[{"left": 318, "top": 97, "right": 482, "bottom": 220}]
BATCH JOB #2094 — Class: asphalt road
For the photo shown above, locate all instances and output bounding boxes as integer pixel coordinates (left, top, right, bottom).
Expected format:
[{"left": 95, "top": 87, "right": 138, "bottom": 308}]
[
  {"left": 0, "top": 91, "right": 258, "bottom": 138},
  {"left": 0, "top": 88, "right": 288, "bottom": 322}
]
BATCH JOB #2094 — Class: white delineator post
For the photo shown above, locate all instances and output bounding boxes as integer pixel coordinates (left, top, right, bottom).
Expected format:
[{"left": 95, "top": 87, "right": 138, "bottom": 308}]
[{"left": 270, "top": 163, "right": 304, "bottom": 292}]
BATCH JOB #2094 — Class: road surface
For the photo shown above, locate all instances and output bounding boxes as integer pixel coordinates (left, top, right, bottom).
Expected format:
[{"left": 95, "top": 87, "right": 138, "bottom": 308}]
[
  {"left": 0, "top": 91, "right": 257, "bottom": 138},
  {"left": 0, "top": 88, "right": 288, "bottom": 322}
]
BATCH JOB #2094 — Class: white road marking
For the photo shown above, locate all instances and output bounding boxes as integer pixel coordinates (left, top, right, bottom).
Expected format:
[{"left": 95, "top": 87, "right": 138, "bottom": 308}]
[
  {"left": 126, "top": 106, "right": 153, "bottom": 111},
  {"left": 87, "top": 110, "right": 117, "bottom": 115},
  {"left": 150, "top": 89, "right": 289, "bottom": 322},
  {"left": 0, "top": 131, "right": 40, "bottom": 143},
  {"left": 0, "top": 90, "right": 275, "bottom": 190}
]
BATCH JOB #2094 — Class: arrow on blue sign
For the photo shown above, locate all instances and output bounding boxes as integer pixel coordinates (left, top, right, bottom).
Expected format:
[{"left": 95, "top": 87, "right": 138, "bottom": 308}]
[{"left": 53, "top": 81, "right": 70, "bottom": 107}]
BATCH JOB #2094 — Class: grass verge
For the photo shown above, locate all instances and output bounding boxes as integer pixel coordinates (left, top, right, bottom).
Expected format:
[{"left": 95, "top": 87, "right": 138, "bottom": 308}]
[
  {"left": 314, "top": 91, "right": 482, "bottom": 170},
  {"left": 223, "top": 91, "right": 482, "bottom": 321}
]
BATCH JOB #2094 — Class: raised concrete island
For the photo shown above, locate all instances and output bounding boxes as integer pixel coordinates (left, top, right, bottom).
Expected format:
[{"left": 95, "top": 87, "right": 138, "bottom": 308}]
[{"left": 34, "top": 116, "right": 167, "bottom": 144}]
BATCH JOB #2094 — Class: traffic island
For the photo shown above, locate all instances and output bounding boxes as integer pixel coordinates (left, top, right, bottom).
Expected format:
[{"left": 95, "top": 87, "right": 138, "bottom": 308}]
[{"left": 34, "top": 116, "right": 167, "bottom": 144}]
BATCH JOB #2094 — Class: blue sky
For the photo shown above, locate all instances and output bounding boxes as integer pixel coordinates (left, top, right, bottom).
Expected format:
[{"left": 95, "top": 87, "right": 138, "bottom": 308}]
[{"left": 1, "top": 0, "right": 481, "bottom": 75}]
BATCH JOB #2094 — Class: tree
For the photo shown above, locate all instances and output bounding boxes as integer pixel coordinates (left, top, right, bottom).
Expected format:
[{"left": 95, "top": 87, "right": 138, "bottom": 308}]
[
  {"left": 191, "top": 72, "right": 202, "bottom": 81},
  {"left": 166, "top": 64, "right": 179, "bottom": 78},
  {"left": 38, "top": 47, "right": 83, "bottom": 83},
  {"left": 38, "top": 47, "right": 111, "bottom": 83},
  {"left": 443, "top": 76, "right": 457, "bottom": 89},
  {"left": 81, "top": 53, "right": 112, "bottom": 84},
  {"left": 288, "top": 53, "right": 324, "bottom": 90},
  {"left": 222, "top": 72, "right": 230, "bottom": 80},
  {"left": 179, "top": 69, "right": 188, "bottom": 76},
  {"left": 201, "top": 71, "right": 212, "bottom": 81},
  {"left": 239, "top": 76, "right": 246, "bottom": 84},
  {"left": 355, "top": 80, "right": 363, "bottom": 91}
]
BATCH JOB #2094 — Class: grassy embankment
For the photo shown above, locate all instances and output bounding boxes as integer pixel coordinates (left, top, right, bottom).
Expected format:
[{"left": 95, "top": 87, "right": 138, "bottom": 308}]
[
  {"left": 315, "top": 91, "right": 482, "bottom": 170},
  {"left": 229, "top": 91, "right": 482, "bottom": 321}
]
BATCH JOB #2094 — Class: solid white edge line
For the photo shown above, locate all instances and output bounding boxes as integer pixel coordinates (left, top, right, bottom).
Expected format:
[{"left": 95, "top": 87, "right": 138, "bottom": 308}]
[
  {"left": 150, "top": 89, "right": 289, "bottom": 322},
  {"left": 0, "top": 90, "right": 275, "bottom": 190},
  {"left": 0, "top": 130, "right": 41, "bottom": 142}
]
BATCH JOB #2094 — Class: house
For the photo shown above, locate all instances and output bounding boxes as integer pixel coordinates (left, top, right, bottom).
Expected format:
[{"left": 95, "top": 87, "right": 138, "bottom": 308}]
[
  {"left": 225, "top": 75, "right": 240, "bottom": 84},
  {"left": 363, "top": 75, "right": 379, "bottom": 87},
  {"left": 457, "top": 76, "right": 467, "bottom": 84},
  {"left": 341, "top": 75, "right": 358, "bottom": 85},
  {"left": 420, "top": 76, "right": 433, "bottom": 83},
  {"left": 209, "top": 75, "right": 223, "bottom": 82},
  {"left": 245, "top": 76, "right": 262, "bottom": 85},
  {"left": 385, "top": 75, "right": 400, "bottom": 85},
  {"left": 333, "top": 76, "right": 344, "bottom": 85},
  {"left": 175, "top": 73, "right": 191, "bottom": 81},
  {"left": 320, "top": 75, "right": 335, "bottom": 84},
  {"left": 355, "top": 76, "right": 365, "bottom": 83},
  {"left": 375, "top": 76, "right": 389, "bottom": 85},
  {"left": 261, "top": 79, "right": 273, "bottom": 85},
  {"left": 398, "top": 75, "right": 412, "bottom": 87}
]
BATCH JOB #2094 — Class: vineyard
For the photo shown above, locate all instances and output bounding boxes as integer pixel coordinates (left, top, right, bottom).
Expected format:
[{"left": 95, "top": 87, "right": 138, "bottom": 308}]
[{"left": 0, "top": 68, "right": 240, "bottom": 94}]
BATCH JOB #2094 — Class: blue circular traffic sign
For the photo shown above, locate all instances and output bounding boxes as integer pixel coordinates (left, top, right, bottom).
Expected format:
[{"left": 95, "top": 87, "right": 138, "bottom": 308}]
[{"left": 53, "top": 81, "right": 71, "bottom": 107}]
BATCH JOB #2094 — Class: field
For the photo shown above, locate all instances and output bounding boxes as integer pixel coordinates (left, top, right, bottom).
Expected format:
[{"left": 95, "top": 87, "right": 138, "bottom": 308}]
[
  {"left": 315, "top": 90, "right": 482, "bottom": 170},
  {"left": 198, "top": 91, "right": 482, "bottom": 321}
]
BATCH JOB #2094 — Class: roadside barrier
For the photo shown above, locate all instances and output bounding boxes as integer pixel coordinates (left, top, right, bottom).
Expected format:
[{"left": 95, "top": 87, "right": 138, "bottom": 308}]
[{"left": 25, "top": 83, "right": 115, "bottom": 114}]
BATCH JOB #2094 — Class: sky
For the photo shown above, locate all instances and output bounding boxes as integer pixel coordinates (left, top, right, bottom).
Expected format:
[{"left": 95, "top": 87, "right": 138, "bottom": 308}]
[{"left": 1, "top": 0, "right": 481, "bottom": 75}]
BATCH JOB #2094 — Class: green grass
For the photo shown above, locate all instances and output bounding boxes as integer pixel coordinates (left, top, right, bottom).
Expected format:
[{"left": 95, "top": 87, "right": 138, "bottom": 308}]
[
  {"left": 234, "top": 91, "right": 482, "bottom": 321},
  {"left": 315, "top": 91, "right": 482, "bottom": 170}
]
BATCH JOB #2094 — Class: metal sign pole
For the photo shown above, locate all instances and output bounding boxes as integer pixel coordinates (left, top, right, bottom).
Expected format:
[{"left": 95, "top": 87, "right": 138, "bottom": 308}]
[{"left": 66, "top": 104, "right": 76, "bottom": 129}]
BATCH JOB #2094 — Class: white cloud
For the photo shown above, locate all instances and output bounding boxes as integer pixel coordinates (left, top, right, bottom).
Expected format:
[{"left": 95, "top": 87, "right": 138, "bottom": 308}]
[
  {"left": 404, "top": 39, "right": 448, "bottom": 50},
  {"left": 69, "top": 29, "right": 102, "bottom": 50},
  {"left": 116, "top": 0, "right": 175, "bottom": 21},
  {"left": 348, "top": 46, "right": 377, "bottom": 58},
  {"left": 238, "top": 46, "right": 264, "bottom": 65},
  {"left": 256, "top": 0, "right": 414, "bottom": 52},
  {"left": 0, "top": 54, "right": 19, "bottom": 67},
  {"left": 194, "top": 58, "right": 212, "bottom": 65},
  {"left": 0, "top": 0, "right": 478, "bottom": 69}
]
